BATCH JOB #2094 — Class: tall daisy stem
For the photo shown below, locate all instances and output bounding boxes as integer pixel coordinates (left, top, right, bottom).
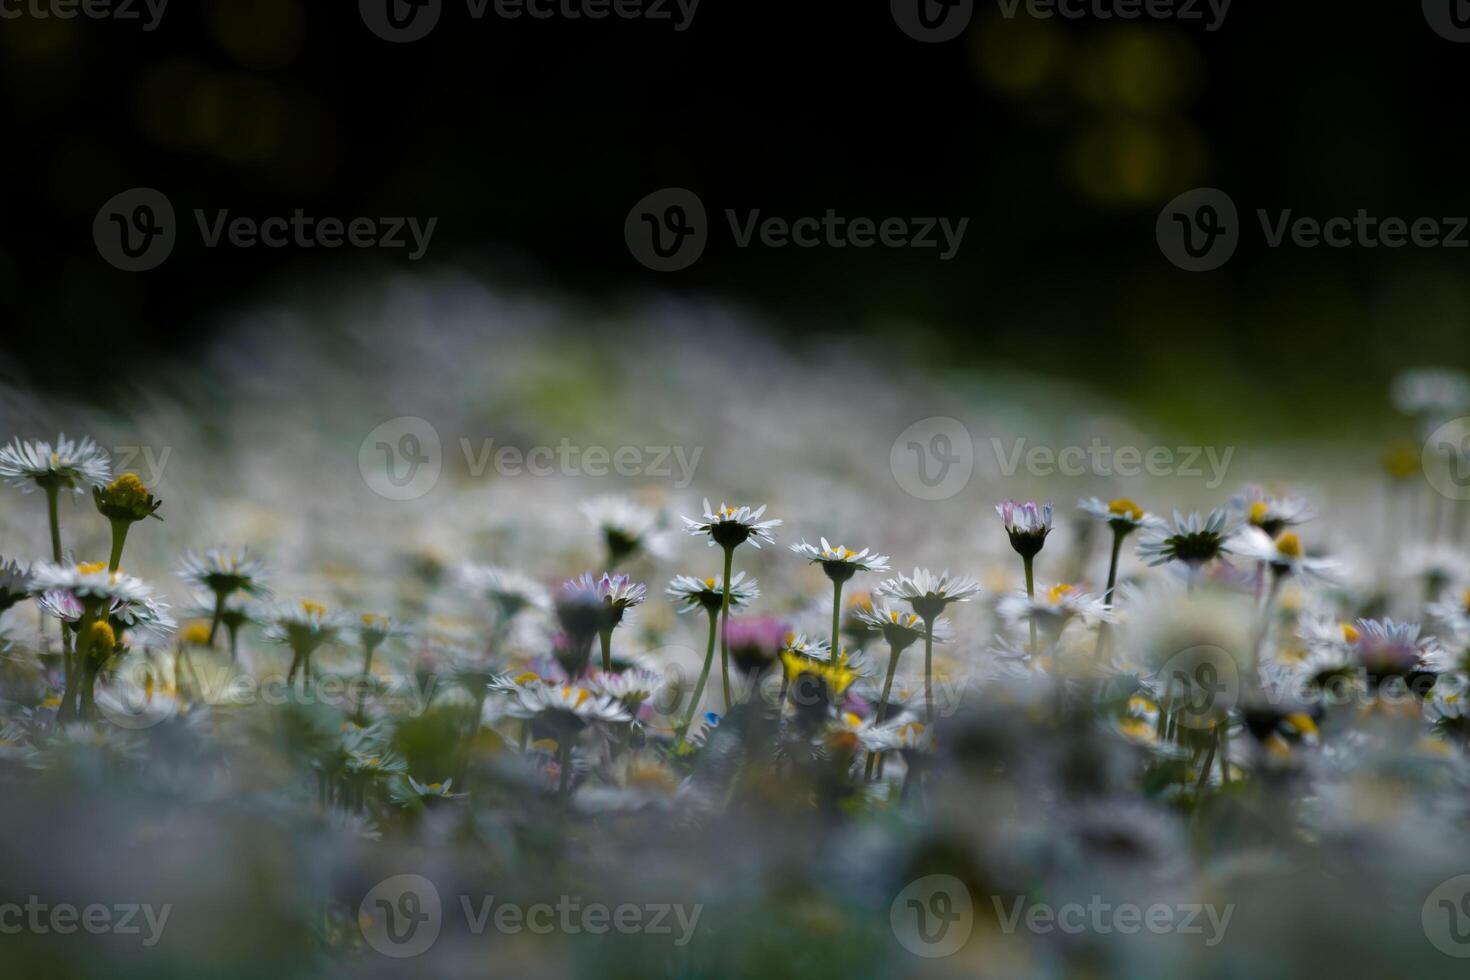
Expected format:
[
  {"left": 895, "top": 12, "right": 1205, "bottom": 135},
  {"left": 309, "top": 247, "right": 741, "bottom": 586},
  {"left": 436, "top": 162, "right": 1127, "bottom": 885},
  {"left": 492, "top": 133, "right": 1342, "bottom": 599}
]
[
  {"left": 207, "top": 590, "right": 227, "bottom": 647},
  {"left": 678, "top": 611, "right": 719, "bottom": 738},
  {"left": 865, "top": 640, "right": 904, "bottom": 781},
  {"left": 106, "top": 519, "right": 130, "bottom": 573},
  {"left": 718, "top": 545, "right": 734, "bottom": 710},
  {"left": 1023, "top": 555, "right": 1038, "bottom": 655},
  {"left": 922, "top": 618, "right": 935, "bottom": 725},
  {"left": 830, "top": 578, "right": 845, "bottom": 661},
  {"left": 599, "top": 628, "right": 614, "bottom": 674},
  {"left": 1093, "top": 528, "right": 1125, "bottom": 664},
  {"left": 44, "top": 485, "right": 62, "bottom": 563}
]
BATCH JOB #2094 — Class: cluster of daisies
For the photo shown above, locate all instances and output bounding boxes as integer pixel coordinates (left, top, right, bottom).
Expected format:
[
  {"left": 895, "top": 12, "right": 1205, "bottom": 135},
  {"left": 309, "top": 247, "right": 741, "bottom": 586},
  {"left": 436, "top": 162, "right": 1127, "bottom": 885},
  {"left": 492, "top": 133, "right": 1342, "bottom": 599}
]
[{"left": 3, "top": 367, "right": 1470, "bottom": 822}]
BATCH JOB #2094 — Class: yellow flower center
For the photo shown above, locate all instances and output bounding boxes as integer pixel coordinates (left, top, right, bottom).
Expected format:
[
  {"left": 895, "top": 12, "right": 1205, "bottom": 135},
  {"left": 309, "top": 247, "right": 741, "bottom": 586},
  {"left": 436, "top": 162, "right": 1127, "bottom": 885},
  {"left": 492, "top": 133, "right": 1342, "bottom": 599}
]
[
  {"left": 1248, "top": 501, "right": 1270, "bottom": 526},
  {"left": 107, "top": 472, "right": 148, "bottom": 497},
  {"left": 361, "top": 613, "right": 385, "bottom": 627},
  {"left": 704, "top": 577, "right": 716, "bottom": 589},
  {"left": 87, "top": 620, "right": 116, "bottom": 650},
  {"left": 301, "top": 601, "right": 326, "bottom": 616},
  {"left": 514, "top": 671, "right": 540, "bottom": 685},
  {"left": 1107, "top": 498, "right": 1143, "bottom": 521},
  {"left": 1275, "top": 533, "right": 1302, "bottom": 558},
  {"left": 1382, "top": 444, "right": 1420, "bottom": 480},
  {"left": 77, "top": 561, "right": 107, "bottom": 575},
  {"left": 1342, "top": 623, "right": 1360, "bottom": 643},
  {"left": 183, "top": 624, "right": 212, "bottom": 646},
  {"left": 1046, "top": 584, "right": 1073, "bottom": 603}
]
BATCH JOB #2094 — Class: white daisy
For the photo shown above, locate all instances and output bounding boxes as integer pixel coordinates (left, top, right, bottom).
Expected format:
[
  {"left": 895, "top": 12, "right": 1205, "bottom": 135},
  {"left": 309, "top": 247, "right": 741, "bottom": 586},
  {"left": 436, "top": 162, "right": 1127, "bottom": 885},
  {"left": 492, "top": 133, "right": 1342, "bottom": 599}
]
[
  {"left": 260, "top": 600, "right": 346, "bottom": 653},
  {"left": 175, "top": 546, "right": 270, "bottom": 598},
  {"left": 666, "top": 572, "right": 758, "bottom": 615},
  {"left": 996, "top": 583, "right": 1114, "bottom": 634},
  {"left": 1136, "top": 509, "right": 1236, "bottom": 569},
  {"left": 0, "top": 434, "right": 110, "bottom": 494},
  {"left": 1227, "top": 528, "right": 1338, "bottom": 583},
  {"left": 1078, "top": 497, "right": 1166, "bottom": 535},
  {"left": 681, "top": 499, "right": 781, "bottom": 550},
  {"left": 457, "top": 562, "right": 552, "bottom": 617},
  {"left": 1232, "top": 486, "right": 1315, "bottom": 536},
  {"left": 31, "top": 561, "right": 154, "bottom": 605},
  {"left": 790, "top": 538, "right": 891, "bottom": 580},
  {"left": 875, "top": 568, "right": 982, "bottom": 621},
  {"left": 853, "top": 602, "right": 950, "bottom": 650},
  {"left": 580, "top": 495, "right": 669, "bottom": 565},
  {"left": 503, "top": 683, "right": 632, "bottom": 730}
]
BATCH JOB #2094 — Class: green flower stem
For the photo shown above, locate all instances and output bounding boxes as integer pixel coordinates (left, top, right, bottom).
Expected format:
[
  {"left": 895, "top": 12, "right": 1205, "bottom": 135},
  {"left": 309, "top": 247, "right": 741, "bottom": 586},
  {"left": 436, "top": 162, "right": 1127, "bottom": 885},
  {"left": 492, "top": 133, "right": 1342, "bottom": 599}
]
[
  {"left": 599, "top": 627, "right": 614, "bottom": 674},
  {"left": 718, "top": 545, "right": 734, "bottom": 710},
  {"left": 923, "top": 618, "right": 935, "bottom": 725},
  {"left": 354, "top": 639, "right": 381, "bottom": 722},
  {"left": 830, "top": 578, "right": 844, "bottom": 661},
  {"left": 678, "top": 611, "right": 719, "bottom": 739},
  {"left": 207, "top": 590, "right": 228, "bottom": 647},
  {"left": 1093, "top": 528, "right": 1126, "bottom": 664},
  {"left": 865, "top": 639, "right": 905, "bottom": 781},
  {"left": 226, "top": 623, "right": 240, "bottom": 665},
  {"left": 1023, "top": 554, "right": 1038, "bottom": 655},
  {"left": 106, "top": 518, "right": 131, "bottom": 573},
  {"left": 557, "top": 739, "right": 574, "bottom": 809},
  {"left": 44, "top": 484, "right": 62, "bottom": 563}
]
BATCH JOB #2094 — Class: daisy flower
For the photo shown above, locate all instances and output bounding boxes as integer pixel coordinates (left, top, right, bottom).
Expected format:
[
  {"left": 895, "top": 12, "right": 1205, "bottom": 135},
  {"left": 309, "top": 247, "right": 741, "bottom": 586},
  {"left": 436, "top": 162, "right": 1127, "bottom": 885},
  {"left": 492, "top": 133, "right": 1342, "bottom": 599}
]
[
  {"left": 1228, "top": 528, "right": 1338, "bottom": 584},
  {"left": 584, "top": 668, "right": 667, "bottom": 712},
  {"left": 580, "top": 495, "right": 668, "bottom": 567},
  {"left": 1136, "top": 509, "right": 1236, "bottom": 581},
  {"left": 564, "top": 572, "right": 647, "bottom": 673},
  {"left": 793, "top": 537, "right": 891, "bottom": 667},
  {"left": 457, "top": 562, "right": 553, "bottom": 620},
  {"left": 93, "top": 473, "right": 162, "bottom": 573},
  {"left": 1351, "top": 618, "right": 1435, "bottom": 685},
  {"left": 877, "top": 569, "right": 981, "bottom": 722},
  {"left": 997, "top": 500, "right": 1053, "bottom": 558},
  {"left": 667, "top": 571, "right": 758, "bottom": 738},
  {"left": 504, "top": 683, "right": 632, "bottom": 801},
  {"left": 682, "top": 499, "right": 782, "bottom": 710},
  {"left": 666, "top": 572, "right": 758, "bottom": 616},
  {"left": 724, "top": 616, "right": 788, "bottom": 679},
  {"left": 31, "top": 560, "right": 154, "bottom": 606},
  {"left": 1232, "top": 486, "right": 1315, "bottom": 538},
  {"left": 996, "top": 583, "right": 1113, "bottom": 651},
  {"left": 682, "top": 498, "right": 781, "bottom": 550},
  {"left": 260, "top": 600, "right": 345, "bottom": 684},
  {"left": 176, "top": 546, "right": 270, "bottom": 647},
  {"left": 0, "top": 434, "right": 110, "bottom": 494},
  {"left": 1400, "top": 543, "right": 1470, "bottom": 605},
  {"left": 0, "top": 435, "right": 111, "bottom": 563},
  {"left": 1079, "top": 498, "right": 1164, "bottom": 605},
  {"left": 852, "top": 602, "right": 950, "bottom": 781},
  {"left": 1390, "top": 367, "right": 1470, "bottom": 424}
]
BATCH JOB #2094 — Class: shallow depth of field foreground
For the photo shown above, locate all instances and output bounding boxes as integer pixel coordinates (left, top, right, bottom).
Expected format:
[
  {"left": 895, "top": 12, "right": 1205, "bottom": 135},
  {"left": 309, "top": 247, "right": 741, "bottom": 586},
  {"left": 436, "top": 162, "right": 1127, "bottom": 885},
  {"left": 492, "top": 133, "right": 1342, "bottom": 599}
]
[{"left": 3, "top": 281, "right": 1470, "bottom": 978}]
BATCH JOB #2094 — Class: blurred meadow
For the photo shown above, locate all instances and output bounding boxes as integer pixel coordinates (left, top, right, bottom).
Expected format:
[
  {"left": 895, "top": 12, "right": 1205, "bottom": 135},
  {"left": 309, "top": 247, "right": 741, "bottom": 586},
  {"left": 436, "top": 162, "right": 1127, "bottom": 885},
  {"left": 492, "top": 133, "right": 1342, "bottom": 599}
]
[{"left": 5, "top": 3, "right": 1470, "bottom": 979}]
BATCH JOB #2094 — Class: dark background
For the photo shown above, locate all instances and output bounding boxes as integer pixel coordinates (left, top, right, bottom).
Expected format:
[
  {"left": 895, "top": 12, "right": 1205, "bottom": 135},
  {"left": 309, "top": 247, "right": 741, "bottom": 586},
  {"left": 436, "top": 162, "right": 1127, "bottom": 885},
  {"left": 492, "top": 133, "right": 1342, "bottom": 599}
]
[{"left": 3, "top": 0, "right": 1468, "bottom": 434}]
